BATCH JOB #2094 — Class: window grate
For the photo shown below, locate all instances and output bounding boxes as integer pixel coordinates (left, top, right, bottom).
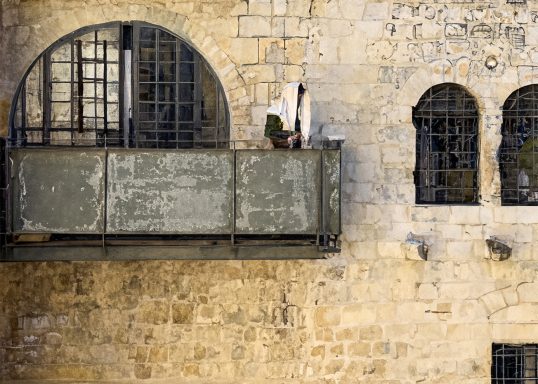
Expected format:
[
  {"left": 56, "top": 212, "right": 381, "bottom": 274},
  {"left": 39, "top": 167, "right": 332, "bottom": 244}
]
[
  {"left": 500, "top": 85, "right": 538, "bottom": 205},
  {"left": 10, "top": 22, "right": 229, "bottom": 149},
  {"left": 133, "top": 26, "right": 225, "bottom": 149},
  {"left": 492, "top": 343, "right": 538, "bottom": 383},
  {"left": 413, "top": 83, "right": 479, "bottom": 204}
]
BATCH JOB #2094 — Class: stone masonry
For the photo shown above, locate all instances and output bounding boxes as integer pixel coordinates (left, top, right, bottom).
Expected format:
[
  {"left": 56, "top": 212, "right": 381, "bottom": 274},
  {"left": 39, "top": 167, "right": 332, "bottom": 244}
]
[{"left": 2, "top": 0, "right": 538, "bottom": 382}]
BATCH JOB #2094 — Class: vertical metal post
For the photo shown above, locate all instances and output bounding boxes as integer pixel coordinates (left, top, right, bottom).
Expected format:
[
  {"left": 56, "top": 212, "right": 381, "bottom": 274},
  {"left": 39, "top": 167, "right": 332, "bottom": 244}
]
[
  {"left": 132, "top": 24, "right": 140, "bottom": 148},
  {"left": 193, "top": 55, "right": 202, "bottom": 148},
  {"left": 338, "top": 149, "right": 342, "bottom": 236},
  {"left": 155, "top": 29, "right": 159, "bottom": 148},
  {"left": 77, "top": 40, "right": 84, "bottom": 133},
  {"left": 214, "top": 83, "right": 218, "bottom": 148},
  {"left": 1, "top": 138, "right": 7, "bottom": 260},
  {"left": 93, "top": 31, "right": 98, "bottom": 141},
  {"left": 21, "top": 84, "right": 27, "bottom": 145},
  {"left": 102, "top": 147, "right": 108, "bottom": 254},
  {"left": 319, "top": 149, "right": 325, "bottom": 248},
  {"left": 70, "top": 38, "right": 75, "bottom": 144},
  {"left": 231, "top": 144, "right": 236, "bottom": 246},
  {"left": 176, "top": 39, "right": 181, "bottom": 149},
  {"left": 43, "top": 52, "right": 51, "bottom": 144},
  {"left": 123, "top": 50, "right": 132, "bottom": 148},
  {"left": 123, "top": 25, "right": 133, "bottom": 148},
  {"left": 103, "top": 40, "right": 108, "bottom": 137}
]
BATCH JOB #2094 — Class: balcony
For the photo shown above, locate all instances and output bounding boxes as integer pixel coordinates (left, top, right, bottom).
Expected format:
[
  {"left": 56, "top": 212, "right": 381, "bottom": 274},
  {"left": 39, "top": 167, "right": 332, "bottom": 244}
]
[{"left": 3, "top": 147, "right": 341, "bottom": 260}]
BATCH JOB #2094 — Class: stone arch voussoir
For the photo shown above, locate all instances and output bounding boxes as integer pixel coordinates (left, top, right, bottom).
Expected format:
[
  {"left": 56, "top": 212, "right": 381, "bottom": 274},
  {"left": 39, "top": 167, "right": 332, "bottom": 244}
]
[{"left": 398, "top": 62, "right": 486, "bottom": 112}]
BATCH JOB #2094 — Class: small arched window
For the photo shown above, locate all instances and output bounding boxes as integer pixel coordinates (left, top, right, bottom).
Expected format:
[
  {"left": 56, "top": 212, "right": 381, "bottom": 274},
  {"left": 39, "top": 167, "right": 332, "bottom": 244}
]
[
  {"left": 10, "top": 22, "right": 229, "bottom": 148},
  {"left": 413, "top": 83, "right": 479, "bottom": 204},
  {"left": 500, "top": 85, "right": 538, "bottom": 205}
]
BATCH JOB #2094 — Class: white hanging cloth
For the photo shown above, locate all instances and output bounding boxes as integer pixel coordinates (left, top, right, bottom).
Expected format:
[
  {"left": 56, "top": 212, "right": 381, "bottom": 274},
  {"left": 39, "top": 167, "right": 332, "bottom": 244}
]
[{"left": 267, "top": 82, "right": 311, "bottom": 143}]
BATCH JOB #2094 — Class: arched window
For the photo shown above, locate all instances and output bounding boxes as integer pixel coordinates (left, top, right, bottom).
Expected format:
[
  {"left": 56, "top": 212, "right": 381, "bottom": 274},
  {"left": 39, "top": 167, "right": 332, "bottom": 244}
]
[
  {"left": 10, "top": 22, "right": 229, "bottom": 148},
  {"left": 500, "top": 85, "right": 538, "bottom": 205},
  {"left": 413, "top": 84, "right": 479, "bottom": 204}
]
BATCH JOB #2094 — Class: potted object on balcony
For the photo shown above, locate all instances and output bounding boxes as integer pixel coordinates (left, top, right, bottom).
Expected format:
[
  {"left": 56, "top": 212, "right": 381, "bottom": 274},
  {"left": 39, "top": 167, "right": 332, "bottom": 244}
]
[{"left": 264, "top": 113, "right": 291, "bottom": 148}]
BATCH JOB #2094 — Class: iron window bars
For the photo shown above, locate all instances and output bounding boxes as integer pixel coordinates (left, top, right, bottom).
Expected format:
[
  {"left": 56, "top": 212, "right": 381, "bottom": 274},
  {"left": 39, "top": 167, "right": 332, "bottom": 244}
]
[
  {"left": 500, "top": 85, "right": 538, "bottom": 205},
  {"left": 413, "top": 83, "right": 479, "bottom": 204},
  {"left": 492, "top": 343, "right": 538, "bottom": 383},
  {"left": 10, "top": 22, "right": 229, "bottom": 148}
]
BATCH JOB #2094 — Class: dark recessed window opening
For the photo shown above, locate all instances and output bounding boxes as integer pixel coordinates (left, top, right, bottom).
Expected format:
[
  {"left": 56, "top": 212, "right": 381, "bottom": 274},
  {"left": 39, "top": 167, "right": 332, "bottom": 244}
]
[
  {"left": 413, "top": 83, "right": 479, "bottom": 204},
  {"left": 500, "top": 85, "right": 538, "bottom": 205},
  {"left": 10, "top": 22, "right": 229, "bottom": 148},
  {"left": 492, "top": 343, "right": 538, "bottom": 383}
]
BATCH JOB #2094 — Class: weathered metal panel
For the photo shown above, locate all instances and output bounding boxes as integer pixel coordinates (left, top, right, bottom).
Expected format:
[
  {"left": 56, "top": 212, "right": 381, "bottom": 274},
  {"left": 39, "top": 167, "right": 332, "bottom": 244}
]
[
  {"left": 235, "top": 150, "right": 321, "bottom": 234},
  {"left": 323, "top": 150, "right": 341, "bottom": 235},
  {"left": 9, "top": 148, "right": 339, "bottom": 241},
  {"left": 12, "top": 149, "right": 105, "bottom": 233},
  {"left": 106, "top": 150, "right": 233, "bottom": 234}
]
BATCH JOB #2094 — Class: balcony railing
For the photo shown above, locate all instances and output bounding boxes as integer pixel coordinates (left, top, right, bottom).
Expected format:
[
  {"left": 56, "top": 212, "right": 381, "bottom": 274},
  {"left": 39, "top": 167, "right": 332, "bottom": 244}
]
[{"left": 2, "top": 146, "right": 341, "bottom": 260}]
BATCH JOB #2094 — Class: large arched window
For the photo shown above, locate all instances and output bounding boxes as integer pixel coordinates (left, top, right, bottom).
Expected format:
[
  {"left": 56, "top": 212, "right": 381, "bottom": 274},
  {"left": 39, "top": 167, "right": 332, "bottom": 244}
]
[
  {"left": 413, "top": 83, "right": 479, "bottom": 204},
  {"left": 10, "top": 22, "right": 229, "bottom": 148},
  {"left": 500, "top": 85, "right": 538, "bottom": 205}
]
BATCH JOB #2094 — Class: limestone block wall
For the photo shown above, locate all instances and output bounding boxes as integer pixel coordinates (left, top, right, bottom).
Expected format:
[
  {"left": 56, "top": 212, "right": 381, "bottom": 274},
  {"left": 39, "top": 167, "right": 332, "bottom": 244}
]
[{"left": 2, "top": 0, "right": 538, "bottom": 382}]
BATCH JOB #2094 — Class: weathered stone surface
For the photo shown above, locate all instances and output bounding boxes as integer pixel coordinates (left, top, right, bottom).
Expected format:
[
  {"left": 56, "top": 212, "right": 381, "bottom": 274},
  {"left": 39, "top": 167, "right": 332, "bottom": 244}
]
[
  {"left": 4, "top": 0, "right": 538, "bottom": 383},
  {"left": 138, "top": 301, "right": 169, "bottom": 325},
  {"left": 172, "top": 303, "right": 195, "bottom": 324}
]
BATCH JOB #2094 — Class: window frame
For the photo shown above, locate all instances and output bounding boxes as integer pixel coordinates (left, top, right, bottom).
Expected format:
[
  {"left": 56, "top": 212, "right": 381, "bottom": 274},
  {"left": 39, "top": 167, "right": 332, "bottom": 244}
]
[
  {"left": 499, "top": 84, "right": 538, "bottom": 205},
  {"left": 492, "top": 343, "right": 538, "bottom": 383},
  {"left": 413, "top": 83, "right": 480, "bottom": 205},
  {"left": 8, "top": 21, "right": 230, "bottom": 149}
]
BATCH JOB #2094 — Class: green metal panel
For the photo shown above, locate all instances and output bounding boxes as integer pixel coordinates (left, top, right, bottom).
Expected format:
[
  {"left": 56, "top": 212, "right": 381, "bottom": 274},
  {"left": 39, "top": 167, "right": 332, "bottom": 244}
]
[
  {"left": 235, "top": 150, "right": 321, "bottom": 234},
  {"left": 11, "top": 149, "right": 105, "bottom": 233},
  {"left": 106, "top": 150, "right": 233, "bottom": 234},
  {"left": 9, "top": 148, "right": 340, "bottom": 249},
  {"left": 323, "top": 150, "right": 341, "bottom": 235}
]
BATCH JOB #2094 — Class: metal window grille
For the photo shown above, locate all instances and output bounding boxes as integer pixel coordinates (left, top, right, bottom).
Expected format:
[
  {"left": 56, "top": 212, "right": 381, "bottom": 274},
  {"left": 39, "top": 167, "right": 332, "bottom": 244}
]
[
  {"left": 0, "top": 137, "right": 6, "bottom": 258},
  {"left": 500, "top": 85, "right": 538, "bottom": 205},
  {"left": 13, "top": 26, "right": 121, "bottom": 146},
  {"left": 492, "top": 343, "right": 538, "bottom": 383},
  {"left": 9, "top": 22, "right": 229, "bottom": 148},
  {"left": 413, "top": 83, "right": 479, "bottom": 204}
]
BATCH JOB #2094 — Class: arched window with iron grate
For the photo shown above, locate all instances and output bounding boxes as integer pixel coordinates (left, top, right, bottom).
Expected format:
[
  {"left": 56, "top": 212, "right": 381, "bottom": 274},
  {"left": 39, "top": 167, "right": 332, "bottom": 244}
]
[
  {"left": 413, "top": 83, "right": 479, "bottom": 204},
  {"left": 10, "top": 22, "right": 229, "bottom": 149}
]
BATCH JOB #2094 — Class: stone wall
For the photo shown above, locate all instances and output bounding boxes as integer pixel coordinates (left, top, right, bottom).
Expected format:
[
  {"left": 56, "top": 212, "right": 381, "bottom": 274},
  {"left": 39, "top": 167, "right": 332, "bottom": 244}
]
[{"left": 2, "top": 0, "right": 538, "bottom": 382}]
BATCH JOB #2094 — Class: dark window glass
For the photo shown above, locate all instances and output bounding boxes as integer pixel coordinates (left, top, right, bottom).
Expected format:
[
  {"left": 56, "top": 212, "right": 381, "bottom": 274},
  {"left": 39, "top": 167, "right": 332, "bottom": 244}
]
[
  {"left": 180, "top": 43, "right": 194, "bottom": 61},
  {"left": 413, "top": 83, "right": 479, "bottom": 204},
  {"left": 180, "top": 63, "right": 194, "bottom": 82},
  {"left": 139, "top": 62, "right": 156, "bottom": 82},
  {"left": 139, "top": 27, "right": 156, "bottom": 41},
  {"left": 500, "top": 85, "right": 538, "bottom": 205}
]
